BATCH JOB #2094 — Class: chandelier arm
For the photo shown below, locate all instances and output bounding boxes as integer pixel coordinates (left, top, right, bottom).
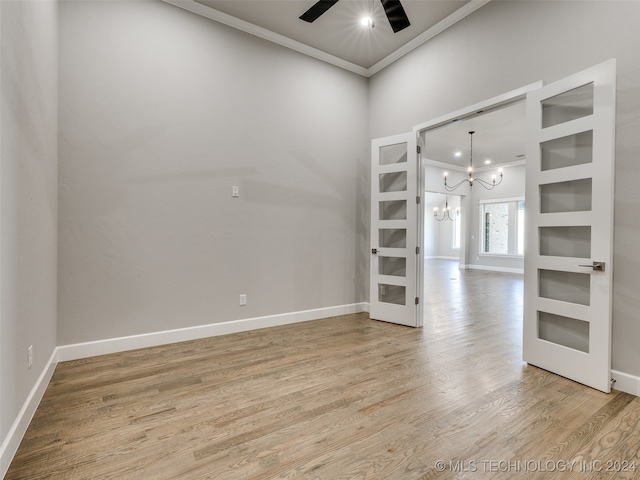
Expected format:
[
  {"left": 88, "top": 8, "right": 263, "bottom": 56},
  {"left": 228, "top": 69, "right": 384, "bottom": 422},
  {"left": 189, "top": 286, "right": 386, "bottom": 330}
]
[
  {"left": 473, "top": 176, "right": 501, "bottom": 190},
  {"left": 434, "top": 210, "right": 457, "bottom": 222},
  {"left": 444, "top": 178, "right": 470, "bottom": 192}
]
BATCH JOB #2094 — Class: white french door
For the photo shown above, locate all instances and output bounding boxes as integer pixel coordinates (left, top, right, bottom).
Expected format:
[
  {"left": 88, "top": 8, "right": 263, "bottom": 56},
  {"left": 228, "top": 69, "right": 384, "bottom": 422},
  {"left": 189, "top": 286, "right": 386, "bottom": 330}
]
[
  {"left": 369, "top": 132, "right": 420, "bottom": 327},
  {"left": 523, "top": 59, "right": 617, "bottom": 392}
]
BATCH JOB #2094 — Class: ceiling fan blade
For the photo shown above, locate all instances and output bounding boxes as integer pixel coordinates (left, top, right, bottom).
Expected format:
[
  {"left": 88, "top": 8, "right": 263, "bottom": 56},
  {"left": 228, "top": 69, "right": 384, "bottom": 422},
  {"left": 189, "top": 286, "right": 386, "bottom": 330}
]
[
  {"left": 380, "top": 0, "right": 410, "bottom": 33},
  {"left": 299, "top": 0, "right": 340, "bottom": 23}
]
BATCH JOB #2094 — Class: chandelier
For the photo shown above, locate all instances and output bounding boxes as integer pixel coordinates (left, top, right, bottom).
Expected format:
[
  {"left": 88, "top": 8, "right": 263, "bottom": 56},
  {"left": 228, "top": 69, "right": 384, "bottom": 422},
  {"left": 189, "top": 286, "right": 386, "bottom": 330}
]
[
  {"left": 433, "top": 196, "right": 459, "bottom": 222},
  {"left": 444, "top": 131, "right": 503, "bottom": 191}
]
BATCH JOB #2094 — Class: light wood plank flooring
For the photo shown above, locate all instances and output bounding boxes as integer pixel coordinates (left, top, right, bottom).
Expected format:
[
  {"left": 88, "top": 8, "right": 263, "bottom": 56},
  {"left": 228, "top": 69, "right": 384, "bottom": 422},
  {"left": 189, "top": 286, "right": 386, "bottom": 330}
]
[{"left": 7, "top": 260, "right": 640, "bottom": 479}]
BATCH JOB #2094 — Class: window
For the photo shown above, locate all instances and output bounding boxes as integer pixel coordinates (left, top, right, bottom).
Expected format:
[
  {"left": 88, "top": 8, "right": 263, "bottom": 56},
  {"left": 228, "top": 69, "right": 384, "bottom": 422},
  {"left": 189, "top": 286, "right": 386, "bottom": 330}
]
[{"left": 480, "top": 198, "right": 524, "bottom": 256}]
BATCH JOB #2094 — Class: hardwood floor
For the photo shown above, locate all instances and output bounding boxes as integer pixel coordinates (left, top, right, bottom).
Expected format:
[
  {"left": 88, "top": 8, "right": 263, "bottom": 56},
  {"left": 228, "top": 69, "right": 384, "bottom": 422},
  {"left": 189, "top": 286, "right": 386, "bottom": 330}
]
[{"left": 7, "top": 260, "right": 640, "bottom": 479}]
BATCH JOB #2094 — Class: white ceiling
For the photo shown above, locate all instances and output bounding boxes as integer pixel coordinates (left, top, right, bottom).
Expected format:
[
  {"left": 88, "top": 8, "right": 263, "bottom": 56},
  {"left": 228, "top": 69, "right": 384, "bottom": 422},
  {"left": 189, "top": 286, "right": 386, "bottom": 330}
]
[
  {"left": 422, "top": 101, "right": 527, "bottom": 170},
  {"left": 164, "top": 0, "right": 490, "bottom": 76}
]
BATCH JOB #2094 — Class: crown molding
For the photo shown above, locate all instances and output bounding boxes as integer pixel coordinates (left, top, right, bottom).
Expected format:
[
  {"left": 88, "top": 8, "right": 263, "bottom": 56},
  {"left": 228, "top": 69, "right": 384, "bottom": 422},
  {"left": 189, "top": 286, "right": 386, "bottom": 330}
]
[
  {"left": 367, "top": 0, "right": 491, "bottom": 76},
  {"left": 425, "top": 158, "right": 526, "bottom": 173},
  {"left": 161, "top": 0, "right": 369, "bottom": 76},
  {"left": 160, "top": 0, "right": 491, "bottom": 78}
]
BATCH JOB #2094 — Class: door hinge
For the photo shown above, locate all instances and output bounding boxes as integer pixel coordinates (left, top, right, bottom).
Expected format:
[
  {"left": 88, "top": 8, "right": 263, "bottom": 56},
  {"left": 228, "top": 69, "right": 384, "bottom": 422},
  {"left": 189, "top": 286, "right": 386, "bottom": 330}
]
[
  {"left": 417, "top": 145, "right": 421, "bottom": 154},
  {"left": 416, "top": 246, "right": 420, "bottom": 255},
  {"left": 611, "top": 377, "right": 617, "bottom": 387},
  {"left": 416, "top": 196, "right": 421, "bottom": 204},
  {"left": 415, "top": 297, "right": 419, "bottom": 305}
]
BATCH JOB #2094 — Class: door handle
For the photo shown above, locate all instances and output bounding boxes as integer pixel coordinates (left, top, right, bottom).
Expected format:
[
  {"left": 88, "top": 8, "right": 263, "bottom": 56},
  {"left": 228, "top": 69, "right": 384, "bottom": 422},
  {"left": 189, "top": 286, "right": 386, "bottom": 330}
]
[{"left": 579, "top": 261, "right": 605, "bottom": 272}]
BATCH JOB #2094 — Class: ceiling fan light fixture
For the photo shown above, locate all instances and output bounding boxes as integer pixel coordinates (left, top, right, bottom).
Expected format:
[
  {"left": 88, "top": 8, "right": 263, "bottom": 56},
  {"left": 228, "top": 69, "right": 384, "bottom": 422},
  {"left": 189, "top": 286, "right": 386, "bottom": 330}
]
[
  {"left": 300, "top": 0, "right": 409, "bottom": 33},
  {"left": 360, "top": 16, "right": 375, "bottom": 28}
]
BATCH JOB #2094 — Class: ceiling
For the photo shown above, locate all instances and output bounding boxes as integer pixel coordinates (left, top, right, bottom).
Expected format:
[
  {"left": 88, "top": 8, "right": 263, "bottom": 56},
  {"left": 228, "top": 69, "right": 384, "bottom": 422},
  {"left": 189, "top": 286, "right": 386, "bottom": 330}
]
[
  {"left": 422, "top": 101, "right": 527, "bottom": 170},
  {"left": 164, "top": 0, "right": 490, "bottom": 76}
]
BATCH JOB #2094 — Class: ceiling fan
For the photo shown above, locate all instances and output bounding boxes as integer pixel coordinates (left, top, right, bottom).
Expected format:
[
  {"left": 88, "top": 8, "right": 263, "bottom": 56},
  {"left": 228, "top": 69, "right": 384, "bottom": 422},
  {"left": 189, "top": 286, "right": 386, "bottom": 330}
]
[{"left": 299, "top": 0, "right": 411, "bottom": 33}]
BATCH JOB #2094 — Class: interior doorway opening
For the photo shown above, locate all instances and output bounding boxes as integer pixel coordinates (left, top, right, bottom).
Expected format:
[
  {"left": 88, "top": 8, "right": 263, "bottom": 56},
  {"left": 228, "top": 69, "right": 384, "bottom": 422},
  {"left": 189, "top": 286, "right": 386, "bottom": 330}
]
[{"left": 415, "top": 98, "right": 529, "bottom": 337}]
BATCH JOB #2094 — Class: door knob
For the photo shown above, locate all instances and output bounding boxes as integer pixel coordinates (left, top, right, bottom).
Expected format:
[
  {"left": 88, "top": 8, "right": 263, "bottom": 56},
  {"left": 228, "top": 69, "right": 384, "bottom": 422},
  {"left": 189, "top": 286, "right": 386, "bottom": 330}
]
[{"left": 579, "top": 261, "right": 605, "bottom": 272}]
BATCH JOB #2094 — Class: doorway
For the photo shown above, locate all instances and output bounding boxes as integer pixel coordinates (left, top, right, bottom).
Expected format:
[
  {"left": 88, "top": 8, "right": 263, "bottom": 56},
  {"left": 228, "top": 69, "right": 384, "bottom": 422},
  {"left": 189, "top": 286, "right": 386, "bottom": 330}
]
[
  {"left": 418, "top": 102, "right": 527, "bottom": 342},
  {"left": 370, "top": 61, "right": 616, "bottom": 393},
  {"left": 419, "top": 101, "right": 527, "bottom": 276}
]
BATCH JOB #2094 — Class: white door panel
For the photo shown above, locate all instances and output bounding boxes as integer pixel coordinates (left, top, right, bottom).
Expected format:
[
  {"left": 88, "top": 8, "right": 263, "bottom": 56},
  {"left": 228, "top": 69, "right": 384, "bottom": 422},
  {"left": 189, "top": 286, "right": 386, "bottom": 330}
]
[
  {"left": 370, "top": 133, "right": 419, "bottom": 327},
  {"left": 524, "top": 59, "right": 616, "bottom": 392}
]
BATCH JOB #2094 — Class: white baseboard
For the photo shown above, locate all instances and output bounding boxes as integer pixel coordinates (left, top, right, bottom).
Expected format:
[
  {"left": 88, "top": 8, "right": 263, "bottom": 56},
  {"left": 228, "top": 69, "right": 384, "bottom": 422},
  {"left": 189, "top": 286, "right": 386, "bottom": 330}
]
[
  {"left": 1, "top": 350, "right": 58, "bottom": 479},
  {"left": 460, "top": 264, "right": 524, "bottom": 274},
  {"left": 57, "top": 303, "right": 368, "bottom": 362},
  {"left": 611, "top": 370, "right": 640, "bottom": 396},
  {"left": 2, "top": 303, "right": 368, "bottom": 475}
]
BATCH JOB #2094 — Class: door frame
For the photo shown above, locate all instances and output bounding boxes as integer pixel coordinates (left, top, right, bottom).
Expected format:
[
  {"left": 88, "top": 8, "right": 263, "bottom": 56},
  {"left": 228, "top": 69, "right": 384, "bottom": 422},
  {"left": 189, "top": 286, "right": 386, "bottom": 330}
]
[{"left": 412, "top": 81, "right": 543, "bottom": 324}]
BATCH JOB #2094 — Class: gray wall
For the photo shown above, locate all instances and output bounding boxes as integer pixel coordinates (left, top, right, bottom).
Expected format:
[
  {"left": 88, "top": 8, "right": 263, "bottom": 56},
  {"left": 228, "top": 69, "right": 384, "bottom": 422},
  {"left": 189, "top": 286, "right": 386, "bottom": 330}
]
[
  {"left": 58, "top": 0, "right": 369, "bottom": 344},
  {"left": 369, "top": 0, "right": 640, "bottom": 376},
  {"left": 436, "top": 195, "right": 460, "bottom": 260},
  {"left": 0, "top": 0, "right": 58, "bottom": 448}
]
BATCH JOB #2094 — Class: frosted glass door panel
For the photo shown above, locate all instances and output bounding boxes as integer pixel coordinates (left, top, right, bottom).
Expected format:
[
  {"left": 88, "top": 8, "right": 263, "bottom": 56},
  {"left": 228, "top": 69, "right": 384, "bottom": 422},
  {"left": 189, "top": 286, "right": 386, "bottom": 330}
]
[
  {"left": 379, "top": 284, "right": 406, "bottom": 305},
  {"left": 379, "top": 200, "right": 407, "bottom": 220},
  {"left": 379, "top": 256, "right": 406, "bottom": 277},
  {"left": 379, "top": 143, "right": 407, "bottom": 165},
  {"left": 539, "top": 269, "right": 590, "bottom": 306},
  {"left": 539, "top": 226, "right": 591, "bottom": 258},
  {"left": 380, "top": 171, "right": 407, "bottom": 193},
  {"left": 538, "top": 312, "right": 589, "bottom": 353},
  {"left": 540, "top": 178, "right": 592, "bottom": 213},
  {"left": 541, "top": 131, "right": 593, "bottom": 171},
  {"left": 541, "top": 83, "right": 594, "bottom": 128},
  {"left": 379, "top": 229, "right": 406, "bottom": 248}
]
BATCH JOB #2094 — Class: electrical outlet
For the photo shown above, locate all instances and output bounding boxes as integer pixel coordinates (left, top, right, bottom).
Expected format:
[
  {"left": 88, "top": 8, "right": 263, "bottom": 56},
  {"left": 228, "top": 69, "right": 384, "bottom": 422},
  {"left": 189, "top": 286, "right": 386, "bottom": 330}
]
[
  {"left": 232, "top": 186, "right": 239, "bottom": 198},
  {"left": 239, "top": 294, "right": 247, "bottom": 306},
  {"left": 28, "top": 345, "right": 33, "bottom": 369}
]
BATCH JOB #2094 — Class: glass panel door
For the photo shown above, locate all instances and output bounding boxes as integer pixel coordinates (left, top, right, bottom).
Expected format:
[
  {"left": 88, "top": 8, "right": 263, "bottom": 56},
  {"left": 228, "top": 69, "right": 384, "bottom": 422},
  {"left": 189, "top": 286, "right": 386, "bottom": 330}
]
[
  {"left": 370, "top": 133, "right": 419, "bottom": 327},
  {"left": 524, "top": 60, "right": 616, "bottom": 393}
]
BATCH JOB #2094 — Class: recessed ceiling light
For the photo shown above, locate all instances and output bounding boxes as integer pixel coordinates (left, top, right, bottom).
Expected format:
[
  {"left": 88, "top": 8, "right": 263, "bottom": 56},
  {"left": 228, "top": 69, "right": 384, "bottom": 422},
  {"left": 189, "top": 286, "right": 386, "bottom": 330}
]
[
  {"left": 454, "top": 151, "right": 462, "bottom": 157},
  {"left": 484, "top": 159, "right": 492, "bottom": 165}
]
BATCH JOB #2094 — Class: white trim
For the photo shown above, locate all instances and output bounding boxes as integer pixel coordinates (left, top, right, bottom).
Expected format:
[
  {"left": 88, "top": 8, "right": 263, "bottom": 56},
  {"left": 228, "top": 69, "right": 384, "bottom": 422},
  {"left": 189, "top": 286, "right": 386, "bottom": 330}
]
[
  {"left": 57, "top": 303, "right": 367, "bottom": 362},
  {"left": 478, "top": 253, "right": 524, "bottom": 259},
  {"left": 2, "top": 304, "right": 368, "bottom": 473},
  {"left": 424, "top": 158, "right": 525, "bottom": 173},
  {"left": 461, "top": 264, "right": 523, "bottom": 274},
  {"left": 367, "top": 0, "right": 491, "bottom": 76},
  {"left": 160, "top": 0, "right": 489, "bottom": 78},
  {"left": 161, "top": 0, "right": 369, "bottom": 76},
  {"left": 424, "top": 159, "right": 468, "bottom": 173},
  {"left": 1, "top": 350, "right": 58, "bottom": 479},
  {"left": 413, "top": 81, "right": 544, "bottom": 134},
  {"left": 478, "top": 195, "right": 524, "bottom": 205},
  {"left": 611, "top": 370, "right": 640, "bottom": 396}
]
